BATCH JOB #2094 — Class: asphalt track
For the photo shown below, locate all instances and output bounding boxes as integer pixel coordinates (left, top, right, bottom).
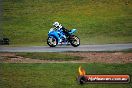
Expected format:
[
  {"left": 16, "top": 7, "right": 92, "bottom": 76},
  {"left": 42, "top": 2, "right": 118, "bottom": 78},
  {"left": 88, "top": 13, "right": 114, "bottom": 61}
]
[{"left": 0, "top": 43, "right": 132, "bottom": 52}]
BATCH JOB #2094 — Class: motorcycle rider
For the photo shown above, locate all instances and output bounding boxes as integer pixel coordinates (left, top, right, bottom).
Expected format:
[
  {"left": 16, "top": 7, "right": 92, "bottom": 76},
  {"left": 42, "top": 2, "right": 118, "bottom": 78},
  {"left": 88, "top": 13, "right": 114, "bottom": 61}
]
[{"left": 53, "top": 22, "right": 70, "bottom": 43}]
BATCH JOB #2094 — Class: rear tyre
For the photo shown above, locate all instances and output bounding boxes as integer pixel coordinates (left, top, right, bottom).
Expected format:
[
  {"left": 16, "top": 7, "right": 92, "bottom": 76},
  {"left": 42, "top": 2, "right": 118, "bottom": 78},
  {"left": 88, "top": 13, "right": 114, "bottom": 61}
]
[
  {"left": 69, "top": 35, "right": 80, "bottom": 47},
  {"left": 47, "top": 36, "right": 58, "bottom": 47}
]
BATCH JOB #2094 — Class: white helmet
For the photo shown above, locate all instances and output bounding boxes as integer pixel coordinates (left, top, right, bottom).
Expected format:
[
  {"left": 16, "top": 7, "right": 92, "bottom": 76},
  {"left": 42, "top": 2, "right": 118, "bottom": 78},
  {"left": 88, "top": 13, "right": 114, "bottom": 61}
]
[{"left": 53, "top": 22, "right": 60, "bottom": 28}]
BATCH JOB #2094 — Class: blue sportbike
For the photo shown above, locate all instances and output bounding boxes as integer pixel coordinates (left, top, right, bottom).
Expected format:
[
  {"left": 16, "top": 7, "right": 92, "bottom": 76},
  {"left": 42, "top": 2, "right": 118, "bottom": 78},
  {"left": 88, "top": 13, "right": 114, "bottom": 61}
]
[{"left": 47, "top": 28, "right": 80, "bottom": 47}]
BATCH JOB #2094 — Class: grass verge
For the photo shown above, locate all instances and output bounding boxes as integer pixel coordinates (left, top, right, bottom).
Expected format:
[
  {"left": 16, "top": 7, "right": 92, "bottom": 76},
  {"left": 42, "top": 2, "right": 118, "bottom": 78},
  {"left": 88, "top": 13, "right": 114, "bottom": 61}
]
[
  {"left": 2, "top": 0, "right": 132, "bottom": 45},
  {"left": 0, "top": 63, "right": 132, "bottom": 88},
  {"left": 16, "top": 52, "right": 82, "bottom": 61}
]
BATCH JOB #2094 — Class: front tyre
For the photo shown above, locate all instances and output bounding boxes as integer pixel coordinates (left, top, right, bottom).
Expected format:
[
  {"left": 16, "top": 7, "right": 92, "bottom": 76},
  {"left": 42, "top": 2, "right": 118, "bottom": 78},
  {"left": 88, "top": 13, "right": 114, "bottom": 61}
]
[
  {"left": 69, "top": 35, "right": 80, "bottom": 47},
  {"left": 47, "top": 37, "right": 58, "bottom": 47}
]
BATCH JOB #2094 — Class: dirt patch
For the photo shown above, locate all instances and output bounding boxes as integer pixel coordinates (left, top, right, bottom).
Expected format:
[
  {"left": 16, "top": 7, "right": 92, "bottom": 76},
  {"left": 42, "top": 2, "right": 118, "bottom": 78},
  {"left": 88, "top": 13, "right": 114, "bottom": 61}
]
[
  {"left": 67, "top": 52, "right": 132, "bottom": 63},
  {"left": 0, "top": 52, "right": 132, "bottom": 63}
]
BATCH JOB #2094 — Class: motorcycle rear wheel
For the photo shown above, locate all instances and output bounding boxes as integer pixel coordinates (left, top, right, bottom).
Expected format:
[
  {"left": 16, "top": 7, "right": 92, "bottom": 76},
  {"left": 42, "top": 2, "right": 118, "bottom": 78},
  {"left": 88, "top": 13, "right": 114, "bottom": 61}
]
[{"left": 69, "top": 35, "right": 80, "bottom": 47}]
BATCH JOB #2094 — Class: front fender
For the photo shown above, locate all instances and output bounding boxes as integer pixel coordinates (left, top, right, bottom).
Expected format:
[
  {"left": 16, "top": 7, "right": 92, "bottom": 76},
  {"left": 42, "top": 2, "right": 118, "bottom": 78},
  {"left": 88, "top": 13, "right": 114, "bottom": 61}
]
[{"left": 48, "top": 31, "right": 59, "bottom": 41}]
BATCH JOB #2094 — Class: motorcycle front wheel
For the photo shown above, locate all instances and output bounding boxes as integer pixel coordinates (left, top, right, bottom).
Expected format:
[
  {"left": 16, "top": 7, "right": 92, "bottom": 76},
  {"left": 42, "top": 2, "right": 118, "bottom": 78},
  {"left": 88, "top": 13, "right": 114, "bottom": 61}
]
[
  {"left": 69, "top": 35, "right": 80, "bottom": 47},
  {"left": 47, "top": 37, "right": 58, "bottom": 47}
]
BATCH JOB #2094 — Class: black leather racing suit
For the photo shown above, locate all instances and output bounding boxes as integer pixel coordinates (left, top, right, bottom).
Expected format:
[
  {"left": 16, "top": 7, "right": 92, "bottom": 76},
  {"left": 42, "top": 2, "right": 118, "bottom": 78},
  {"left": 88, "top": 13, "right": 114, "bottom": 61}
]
[{"left": 61, "top": 26, "right": 70, "bottom": 37}]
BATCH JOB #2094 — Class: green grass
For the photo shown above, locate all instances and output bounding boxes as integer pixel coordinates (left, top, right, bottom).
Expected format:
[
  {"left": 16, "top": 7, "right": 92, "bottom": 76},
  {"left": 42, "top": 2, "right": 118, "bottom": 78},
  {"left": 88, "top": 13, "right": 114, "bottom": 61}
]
[
  {"left": 2, "top": 0, "right": 132, "bottom": 45},
  {"left": 16, "top": 52, "right": 82, "bottom": 61},
  {"left": 0, "top": 63, "right": 132, "bottom": 88}
]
